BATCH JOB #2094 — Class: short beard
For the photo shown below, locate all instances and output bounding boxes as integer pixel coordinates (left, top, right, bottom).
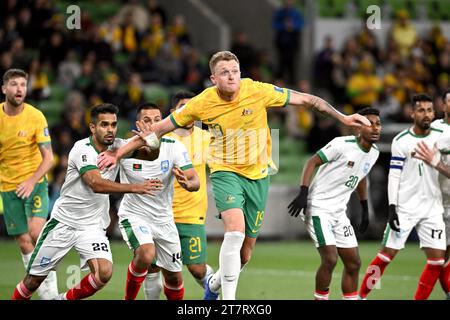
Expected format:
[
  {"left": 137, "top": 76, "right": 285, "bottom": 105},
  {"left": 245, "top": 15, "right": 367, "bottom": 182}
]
[
  {"left": 6, "top": 96, "right": 22, "bottom": 107},
  {"left": 419, "top": 122, "right": 430, "bottom": 130}
]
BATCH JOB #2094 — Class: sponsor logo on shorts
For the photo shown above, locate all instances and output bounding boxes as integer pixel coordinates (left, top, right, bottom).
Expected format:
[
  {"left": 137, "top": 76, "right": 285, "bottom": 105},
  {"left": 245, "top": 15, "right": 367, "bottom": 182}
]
[
  {"left": 225, "top": 195, "right": 235, "bottom": 203},
  {"left": 161, "top": 160, "right": 169, "bottom": 172},
  {"left": 40, "top": 257, "right": 51, "bottom": 268},
  {"left": 139, "top": 226, "right": 149, "bottom": 234}
]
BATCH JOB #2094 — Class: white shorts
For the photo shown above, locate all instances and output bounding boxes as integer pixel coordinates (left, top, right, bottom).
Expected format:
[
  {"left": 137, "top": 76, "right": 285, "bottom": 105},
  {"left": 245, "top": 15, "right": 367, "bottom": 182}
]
[
  {"left": 303, "top": 208, "right": 358, "bottom": 248},
  {"left": 444, "top": 207, "right": 450, "bottom": 247},
  {"left": 27, "top": 219, "right": 112, "bottom": 276},
  {"left": 382, "top": 213, "right": 446, "bottom": 250},
  {"left": 118, "top": 216, "right": 182, "bottom": 272}
]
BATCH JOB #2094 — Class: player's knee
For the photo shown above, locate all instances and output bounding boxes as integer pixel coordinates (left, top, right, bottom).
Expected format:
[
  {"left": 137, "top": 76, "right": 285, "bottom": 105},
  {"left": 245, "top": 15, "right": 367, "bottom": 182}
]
[
  {"left": 322, "top": 254, "right": 338, "bottom": 270},
  {"left": 136, "top": 245, "right": 155, "bottom": 267},
  {"left": 346, "top": 258, "right": 361, "bottom": 273},
  {"left": 15, "top": 234, "right": 34, "bottom": 253},
  {"left": 97, "top": 264, "right": 113, "bottom": 283},
  {"left": 187, "top": 264, "right": 206, "bottom": 280},
  {"left": 164, "top": 272, "right": 183, "bottom": 287}
]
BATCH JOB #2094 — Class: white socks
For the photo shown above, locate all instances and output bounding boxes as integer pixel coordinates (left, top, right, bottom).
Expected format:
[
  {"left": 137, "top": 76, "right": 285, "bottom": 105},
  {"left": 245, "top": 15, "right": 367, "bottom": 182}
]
[
  {"left": 143, "top": 272, "right": 162, "bottom": 300},
  {"left": 21, "top": 252, "right": 59, "bottom": 300},
  {"left": 195, "top": 264, "right": 214, "bottom": 288},
  {"left": 218, "top": 231, "right": 245, "bottom": 300}
]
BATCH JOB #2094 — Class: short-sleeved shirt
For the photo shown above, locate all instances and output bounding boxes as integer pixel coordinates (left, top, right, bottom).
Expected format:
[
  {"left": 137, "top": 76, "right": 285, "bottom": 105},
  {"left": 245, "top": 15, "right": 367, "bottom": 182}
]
[
  {"left": 167, "top": 127, "right": 210, "bottom": 225},
  {"left": 389, "top": 127, "right": 444, "bottom": 217},
  {"left": 0, "top": 103, "right": 51, "bottom": 191},
  {"left": 118, "top": 137, "right": 193, "bottom": 225},
  {"left": 309, "top": 136, "right": 379, "bottom": 213},
  {"left": 431, "top": 119, "right": 450, "bottom": 207},
  {"left": 169, "top": 78, "right": 290, "bottom": 180},
  {"left": 51, "top": 136, "right": 122, "bottom": 229}
]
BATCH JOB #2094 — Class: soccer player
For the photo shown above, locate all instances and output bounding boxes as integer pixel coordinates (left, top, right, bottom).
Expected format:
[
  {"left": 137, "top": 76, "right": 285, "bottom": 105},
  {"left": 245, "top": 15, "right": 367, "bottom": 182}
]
[
  {"left": 359, "top": 94, "right": 446, "bottom": 300},
  {"left": 97, "top": 51, "right": 370, "bottom": 300},
  {"left": 287, "top": 107, "right": 381, "bottom": 300},
  {"left": 11, "top": 103, "right": 159, "bottom": 300},
  {"left": 119, "top": 103, "right": 200, "bottom": 300},
  {"left": 142, "top": 92, "right": 214, "bottom": 299},
  {"left": 0, "top": 68, "right": 58, "bottom": 299},
  {"left": 413, "top": 89, "right": 450, "bottom": 299}
]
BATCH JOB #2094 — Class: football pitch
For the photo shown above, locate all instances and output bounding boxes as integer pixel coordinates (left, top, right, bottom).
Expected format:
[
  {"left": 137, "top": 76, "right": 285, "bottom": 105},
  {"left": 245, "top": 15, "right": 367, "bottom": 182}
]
[{"left": 0, "top": 239, "right": 446, "bottom": 300}]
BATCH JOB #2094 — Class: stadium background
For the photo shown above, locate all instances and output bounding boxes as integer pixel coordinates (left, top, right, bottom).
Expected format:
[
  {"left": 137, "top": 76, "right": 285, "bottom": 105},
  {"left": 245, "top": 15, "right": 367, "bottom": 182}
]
[{"left": 1, "top": 0, "right": 449, "bottom": 299}]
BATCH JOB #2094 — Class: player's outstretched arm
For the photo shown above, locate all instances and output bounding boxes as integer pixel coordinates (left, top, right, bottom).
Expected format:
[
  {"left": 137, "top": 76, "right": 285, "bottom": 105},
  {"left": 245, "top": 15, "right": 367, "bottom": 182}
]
[
  {"left": 288, "top": 91, "right": 371, "bottom": 128},
  {"left": 81, "top": 169, "right": 162, "bottom": 195},
  {"left": 288, "top": 154, "right": 323, "bottom": 217},
  {"left": 356, "top": 177, "right": 369, "bottom": 234},
  {"left": 413, "top": 141, "right": 450, "bottom": 178},
  {"left": 172, "top": 166, "right": 200, "bottom": 192},
  {"left": 16, "top": 143, "right": 54, "bottom": 199}
]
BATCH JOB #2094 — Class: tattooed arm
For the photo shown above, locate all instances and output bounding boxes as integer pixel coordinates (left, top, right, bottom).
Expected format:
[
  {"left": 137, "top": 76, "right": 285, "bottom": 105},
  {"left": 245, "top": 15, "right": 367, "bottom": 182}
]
[
  {"left": 16, "top": 143, "right": 54, "bottom": 199},
  {"left": 287, "top": 90, "right": 370, "bottom": 127}
]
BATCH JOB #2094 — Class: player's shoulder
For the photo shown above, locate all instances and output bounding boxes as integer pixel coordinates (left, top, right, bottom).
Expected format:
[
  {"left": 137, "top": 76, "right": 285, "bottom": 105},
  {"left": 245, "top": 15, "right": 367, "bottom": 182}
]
[
  {"left": 393, "top": 128, "right": 410, "bottom": 142},
  {"left": 431, "top": 118, "right": 449, "bottom": 131},
  {"left": 71, "top": 137, "right": 94, "bottom": 154},
  {"left": 23, "top": 103, "right": 46, "bottom": 119},
  {"left": 334, "top": 135, "right": 355, "bottom": 147}
]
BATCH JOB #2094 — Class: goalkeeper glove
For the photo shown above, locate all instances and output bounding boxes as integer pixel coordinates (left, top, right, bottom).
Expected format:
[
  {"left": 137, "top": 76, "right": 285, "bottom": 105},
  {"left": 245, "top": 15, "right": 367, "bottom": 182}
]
[
  {"left": 288, "top": 186, "right": 309, "bottom": 217},
  {"left": 359, "top": 200, "right": 369, "bottom": 234},
  {"left": 388, "top": 204, "right": 400, "bottom": 232}
]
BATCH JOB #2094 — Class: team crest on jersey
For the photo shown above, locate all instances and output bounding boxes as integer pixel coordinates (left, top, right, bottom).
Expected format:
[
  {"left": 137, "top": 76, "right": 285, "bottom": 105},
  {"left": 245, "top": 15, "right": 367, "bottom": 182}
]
[
  {"left": 40, "top": 257, "right": 51, "bottom": 268},
  {"left": 241, "top": 108, "right": 253, "bottom": 116},
  {"left": 161, "top": 160, "right": 169, "bottom": 172},
  {"left": 132, "top": 163, "right": 142, "bottom": 171},
  {"left": 363, "top": 162, "right": 370, "bottom": 174},
  {"left": 347, "top": 161, "right": 354, "bottom": 168},
  {"left": 17, "top": 130, "right": 27, "bottom": 137}
]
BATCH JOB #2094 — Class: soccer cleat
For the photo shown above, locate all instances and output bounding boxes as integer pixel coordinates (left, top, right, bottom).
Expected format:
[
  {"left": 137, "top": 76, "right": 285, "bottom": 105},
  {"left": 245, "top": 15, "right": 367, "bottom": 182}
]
[{"left": 203, "top": 274, "right": 219, "bottom": 300}]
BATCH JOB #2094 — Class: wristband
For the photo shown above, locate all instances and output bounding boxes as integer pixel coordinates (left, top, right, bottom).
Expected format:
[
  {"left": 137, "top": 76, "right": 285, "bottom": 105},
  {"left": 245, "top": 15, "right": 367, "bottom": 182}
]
[{"left": 144, "top": 132, "right": 160, "bottom": 149}]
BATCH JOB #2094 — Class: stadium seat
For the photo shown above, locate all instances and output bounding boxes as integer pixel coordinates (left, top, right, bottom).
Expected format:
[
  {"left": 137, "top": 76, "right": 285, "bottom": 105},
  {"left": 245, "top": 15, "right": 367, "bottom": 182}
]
[{"left": 389, "top": 0, "right": 416, "bottom": 19}]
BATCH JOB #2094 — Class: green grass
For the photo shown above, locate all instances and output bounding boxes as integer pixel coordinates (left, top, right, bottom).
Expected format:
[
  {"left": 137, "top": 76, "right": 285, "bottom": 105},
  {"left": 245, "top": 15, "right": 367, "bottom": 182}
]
[{"left": 0, "top": 240, "right": 446, "bottom": 300}]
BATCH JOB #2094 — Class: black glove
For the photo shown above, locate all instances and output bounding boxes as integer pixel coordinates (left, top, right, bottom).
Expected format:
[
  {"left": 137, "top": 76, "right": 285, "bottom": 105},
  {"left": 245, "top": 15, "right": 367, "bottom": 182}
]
[
  {"left": 359, "top": 200, "right": 369, "bottom": 234},
  {"left": 388, "top": 204, "right": 400, "bottom": 232},
  {"left": 288, "top": 186, "right": 309, "bottom": 217}
]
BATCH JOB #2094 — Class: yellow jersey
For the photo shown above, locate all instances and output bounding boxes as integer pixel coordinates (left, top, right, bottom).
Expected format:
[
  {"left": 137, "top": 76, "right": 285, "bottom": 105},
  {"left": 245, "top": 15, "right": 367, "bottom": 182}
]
[
  {"left": 170, "top": 78, "right": 289, "bottom": 180},
  {"left": 0, "top": 102, "right": 51, "bottom": 192},
  {"left": 167, "top": 127, "right": 210, "bottom": 225}
]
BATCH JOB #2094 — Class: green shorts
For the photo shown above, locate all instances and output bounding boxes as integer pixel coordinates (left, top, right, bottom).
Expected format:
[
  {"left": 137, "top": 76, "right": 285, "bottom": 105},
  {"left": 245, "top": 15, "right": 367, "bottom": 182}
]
[
  {"left": 1, "top": 180, "right": 49, "bottom": 236},
  {"left": 211, "top": 171, "right": 269, "bottom": 238},
  {"left": 176, "top": 223, "right": 207, "bottom": 265}
]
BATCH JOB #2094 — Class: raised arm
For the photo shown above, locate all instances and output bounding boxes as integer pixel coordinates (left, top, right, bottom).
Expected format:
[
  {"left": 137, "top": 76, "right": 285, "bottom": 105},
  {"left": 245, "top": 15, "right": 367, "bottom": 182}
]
[
  {"left": 287, "top": 154, "right": 324, "bottom": 217},
  {"left": 288, "top": 90, "right": 371, "bottom": 128},
  {"left": 16, "top": 143, "right": 54, "bottom": 199}
]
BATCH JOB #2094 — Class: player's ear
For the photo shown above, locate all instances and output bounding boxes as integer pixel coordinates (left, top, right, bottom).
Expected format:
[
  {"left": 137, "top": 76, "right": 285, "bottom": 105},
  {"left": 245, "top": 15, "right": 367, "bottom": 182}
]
[
  {"left": 89, "top": 122, "right": 95, "bottom": 134},
  {"left": 1, "top": 85, "right": 5, "bottom": 94},
  {"left": 210, "top": 74, "right": 216, "bottom": 85}
]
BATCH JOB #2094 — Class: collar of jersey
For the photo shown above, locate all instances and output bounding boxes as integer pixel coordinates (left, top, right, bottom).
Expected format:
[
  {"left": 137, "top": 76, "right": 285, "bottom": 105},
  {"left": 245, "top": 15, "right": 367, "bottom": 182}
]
[{"left": 89, "top": 135, "right": 102, "bottom": 154}]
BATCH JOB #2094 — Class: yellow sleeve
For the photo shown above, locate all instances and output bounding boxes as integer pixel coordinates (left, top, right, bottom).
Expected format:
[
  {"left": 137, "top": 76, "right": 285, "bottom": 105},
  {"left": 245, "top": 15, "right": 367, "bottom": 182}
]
[
  {"left": 35, "top": 111, "right": 51, "bottom": 144},
  {"left": 253, "top": 81, "right": 290, "bottom": 108},
  {"left": 169, "top": 95, "right": 202, "bottom": 127}
]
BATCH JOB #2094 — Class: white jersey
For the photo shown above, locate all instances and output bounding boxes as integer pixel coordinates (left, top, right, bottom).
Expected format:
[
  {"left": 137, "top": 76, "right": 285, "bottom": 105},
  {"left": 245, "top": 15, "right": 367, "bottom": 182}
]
[
  {"left": 51, "top": 137, "right": 123, "bottom": 229},
  {"left": 118, "top": 137, "right": 193, "bottom": 224},
  {"left": 431, "top": 119, "right": 450, "bottom": 208},
  {"left": 308, "top": 136, "right": 379, "bottom": 213},
  {"left": 389, "top": 127, "right": 444, "bottom": 217}
]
